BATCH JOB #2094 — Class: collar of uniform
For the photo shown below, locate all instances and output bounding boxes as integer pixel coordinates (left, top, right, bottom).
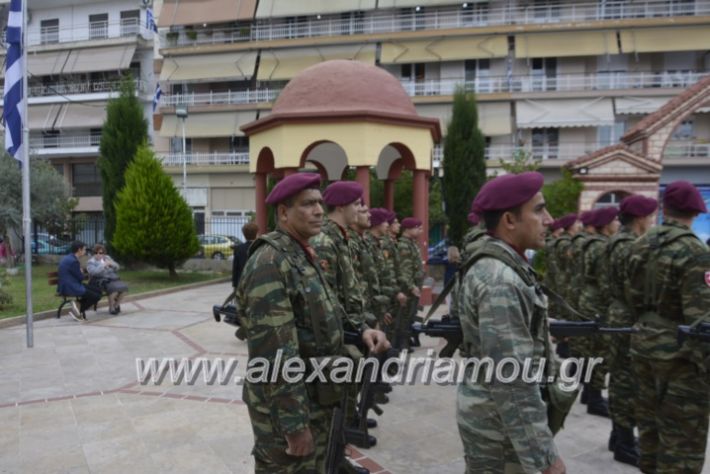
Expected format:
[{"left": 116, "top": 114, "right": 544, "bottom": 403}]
[
  {"left": 662, "top": 220, "right": 691, "bottom": 230},
  {"left": 279, "top": 228, "right": 317, "bottom": 263},
  {"left": 487, "top": 235, "right": 529, "bottom": 262}
]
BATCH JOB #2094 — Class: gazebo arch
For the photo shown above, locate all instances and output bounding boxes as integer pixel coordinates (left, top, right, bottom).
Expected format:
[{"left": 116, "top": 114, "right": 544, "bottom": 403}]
[{"left": 300, "top": 141, "right": 349, "bottom": 181}]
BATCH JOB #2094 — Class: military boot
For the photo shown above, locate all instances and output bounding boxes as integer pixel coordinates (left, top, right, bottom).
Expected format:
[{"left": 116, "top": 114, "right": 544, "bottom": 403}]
[
  {"left": 608, "top": 424, "right": 617, "bottom": 451},
  {"left": 613, "top": 426, "right": 639, "bottom": 467},
  {"left": 585, "top": 388, "right": 610, "bottom": 417}
]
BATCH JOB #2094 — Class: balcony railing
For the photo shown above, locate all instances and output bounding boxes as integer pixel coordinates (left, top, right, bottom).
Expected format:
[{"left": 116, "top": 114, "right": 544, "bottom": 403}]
[
  {"left": 160, "top": 0, "right": 710, "bottom": 47},
  {"left": 664, "top": 143, "right": 710, "bottom": 158},
  {"left": 29, "top": 18, "right": 147, "bottom": 46},
  {"left": 28, "top": 79, "right": 147, "bottom": 98},
  {"left": 160, "top": 152, "right": 250, "bottom": 166},
  {"left": 29, "top": 134, "right": 101, "bottom": 150},
  {"left": 160, "top": 88, "right": 278, "bottom": 107}
]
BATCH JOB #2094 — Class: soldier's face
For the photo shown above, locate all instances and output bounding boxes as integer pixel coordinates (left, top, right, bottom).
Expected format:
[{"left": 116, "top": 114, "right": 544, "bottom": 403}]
[
  {"left": 512, "top": 192, "right": 553, "bottom": 250},
  {"left": 280, "top": 189, "right": 324, "bottom": 239},
  {"left": 390, "top": 220, "right": 400, "bottom": 234},
  {"left": 637, "top": 214, "right": 655, "bottom": 234},
  {"left": 358, "top": 205, "right": 371, "bottom": 228},
  {"left": 342, "top": 201, "right": 360, "bottom": 226}
]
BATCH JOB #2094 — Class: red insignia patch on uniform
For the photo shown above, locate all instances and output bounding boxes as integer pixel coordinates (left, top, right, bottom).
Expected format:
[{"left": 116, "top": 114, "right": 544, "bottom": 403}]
[
  {"left": 705, "top": 271, "right": 710, "bottom": 288},
  {"left": 383, "top": 250, "right": 389, "bottom": 258},
  {"left": 319, "top": 260, "right": 330, "bottom": 272}
]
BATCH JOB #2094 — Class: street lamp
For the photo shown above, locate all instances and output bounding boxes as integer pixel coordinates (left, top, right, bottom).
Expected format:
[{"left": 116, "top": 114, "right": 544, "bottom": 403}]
[{"left": 176, "top": 105, "right": 188, "bottom": 197}]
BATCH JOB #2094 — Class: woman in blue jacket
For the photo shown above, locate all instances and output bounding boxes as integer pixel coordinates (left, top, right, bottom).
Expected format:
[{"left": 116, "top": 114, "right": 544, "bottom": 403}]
[{"left": 57, "top": 241, "right": 102, "bottom": 321}]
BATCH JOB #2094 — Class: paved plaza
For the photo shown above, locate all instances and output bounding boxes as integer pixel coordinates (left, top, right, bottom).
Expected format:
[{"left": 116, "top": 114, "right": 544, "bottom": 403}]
[{"left": 0, "top": 282, "right": 707, "bottom": 474}]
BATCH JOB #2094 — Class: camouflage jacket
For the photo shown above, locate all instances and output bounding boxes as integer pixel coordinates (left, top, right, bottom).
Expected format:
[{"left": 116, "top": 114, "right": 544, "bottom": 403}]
[
  {"left": 604, "top": 227, "right": 637, "bottom": 325},
  {"left": 310, "top": 219, "right": 366, "bottom": 329},
  {"left": 238, "top": 229, "right": 345, "bottom": 434},
  {"left": 457, "top": 238, "right": 559, "bottom": 472},
  {"left": 543, "top": 236, "right": 558, "bottom": 292},
  {"left": 349, "top": 229, "right": 389, "bottom": 319},
  {"left": 627, "top": 221, "right": 710, "bottom": 363},
  {"left": 578, "top": 234, "right": 609, "bottom": 318},
  {"left": 566, "top": 231, "right": 590, "bottom": 312},
  {"left": 461, "top": 225, "right": 489, "bottom": 263},
  {"left": 397, "top": 236, "right": 424, "bottom": 294},
  {"left": 382, "top": 234, "right": 400, "bottom": 293}
]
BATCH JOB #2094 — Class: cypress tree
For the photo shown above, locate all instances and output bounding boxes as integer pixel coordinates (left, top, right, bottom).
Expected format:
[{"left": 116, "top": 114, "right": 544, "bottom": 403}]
[
  {"left": 442, "top": 88, "right": 486, "bottom": 246},
  {"left": 98, "top": 76, "right": 148, "bottom": 255},
  {"left": 113, "top": 146, "right": 199, "bottom": 277}
]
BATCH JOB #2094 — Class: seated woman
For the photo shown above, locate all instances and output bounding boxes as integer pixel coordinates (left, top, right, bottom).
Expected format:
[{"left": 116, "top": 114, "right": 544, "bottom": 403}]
[
  {"left": 87, "top": 244, "right": 128, "bottom": 315},
  {"left": 57, "top": 241, "right": 102, "bottom": 321}
]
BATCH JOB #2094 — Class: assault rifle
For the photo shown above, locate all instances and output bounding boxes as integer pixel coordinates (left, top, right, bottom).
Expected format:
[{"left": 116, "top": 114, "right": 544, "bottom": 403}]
[
  {"left": 677, "top": 322, "right": 710, "bottom": 345},
  {"left": 411, "top": 316, "right": 637, "bottom": 358}
]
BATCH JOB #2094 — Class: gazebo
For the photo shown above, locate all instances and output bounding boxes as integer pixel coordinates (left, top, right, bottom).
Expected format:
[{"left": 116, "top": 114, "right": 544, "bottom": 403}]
[{"left": 241, "top": 60, "right": 441, "bottom": 255}]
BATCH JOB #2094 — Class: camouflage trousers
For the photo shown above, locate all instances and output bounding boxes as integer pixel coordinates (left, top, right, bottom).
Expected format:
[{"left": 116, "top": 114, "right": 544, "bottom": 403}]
[
  {"left": 632, "top": 356, "right": 709, "bottom": 474},
  {"left": 248, "top": 404, "right": 332, "bottom": 473},
  {"left": 608, "top": 347, "right": 636, "bottom": 430}
]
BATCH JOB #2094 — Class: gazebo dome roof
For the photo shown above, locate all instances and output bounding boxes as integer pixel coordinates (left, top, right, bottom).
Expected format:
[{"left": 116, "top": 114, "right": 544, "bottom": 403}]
[{"left": 272, "top": 60, "right": 417, "bottom": 117}]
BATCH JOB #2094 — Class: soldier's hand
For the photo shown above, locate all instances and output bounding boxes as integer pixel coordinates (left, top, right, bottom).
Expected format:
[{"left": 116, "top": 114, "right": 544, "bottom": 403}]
[
  {"left": 396, "top": 292, "right": 407, "bottom": 306},
  {"left": 284, "top": 427, "right": 314, "bottom": 457},
  {"left": 383, "top": 313, "right": 393, "bottom": 325},
  {"left": 362, "top": 328, "right": 390, "bottom": 354},
  {"left": 411, "top": 287, "right": 421, "bottom": 298},
  {"left": 542, "top": 457, "right": 566, "bottom": 474}
]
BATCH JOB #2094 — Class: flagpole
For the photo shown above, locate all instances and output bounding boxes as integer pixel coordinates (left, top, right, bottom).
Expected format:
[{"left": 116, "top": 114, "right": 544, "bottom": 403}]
[{"left": 21, "top": 0, "right": 33, "bottom": 348}]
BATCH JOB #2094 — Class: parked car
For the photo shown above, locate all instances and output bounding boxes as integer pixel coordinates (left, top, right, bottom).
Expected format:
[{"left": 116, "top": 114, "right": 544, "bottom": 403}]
[
  {"left": 196, "top": 234, "right": 240, "bottom": 260},
  {"left": 31, "top": 238, "right": 71, "bottom": 255}
]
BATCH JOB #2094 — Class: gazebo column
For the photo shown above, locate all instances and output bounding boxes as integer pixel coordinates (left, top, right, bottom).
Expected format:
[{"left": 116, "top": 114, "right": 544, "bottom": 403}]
[
  {"left": 384, "top": 179, "right": 395, "bottom": 211},
  {"left": 412, "top": 169, "right": 429, "bottom": 259},
  {"left": 355, "top": 166, "right": 370, "bottom": 206},
  {"left": 283, "top": 167, "right": 298, "bottom": 177},
  {"left": 255, "top": 172, "right": 268, "bottom": 234}
]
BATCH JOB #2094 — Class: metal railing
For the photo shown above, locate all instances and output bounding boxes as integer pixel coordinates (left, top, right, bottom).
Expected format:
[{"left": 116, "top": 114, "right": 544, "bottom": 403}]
[
  {"left": 160, "top": 88, "right": 278, "bottom": 107},
  {"left": 28, "top": 79, "right": 147, "bottom": 98},
  {"left": 160, "top": 0, "right": 710, "bottom": 47},
  {"left": 29, "top": 18, "right": 147, "bottom": 46},
  {"left": 664, "top": 143, "right": 710, "bottom": 158},
  {"left": 29, "top": 134, "right": 101, "bottom": 150},
  {"left": 160, "top": 152, "right": 250, "bottom": 166}
]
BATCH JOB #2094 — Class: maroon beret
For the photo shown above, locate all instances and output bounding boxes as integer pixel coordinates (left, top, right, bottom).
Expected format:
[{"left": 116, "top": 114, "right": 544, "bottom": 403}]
[
  {"left": 620, "top": 195, "right": 658, "bottom": 217},
  {"left": 401, "top": 217, "right": 422, "bottom": 229},
  {"left": 322, "top": 181, "right": 363, "bottom": 207},
  {"left": 557, "top": 213, "right": 578, "bottom": 230},
  {"left": 580, "top": 210, "right": 595, "bottom": 226},
  {"left": 591, "top": 206, "right": 619, "bottom": 228},
  {"left": 265, "top": 173, "right": 321, "bottom": 205},
  {"left": 472, "top": 172, "right": 544, "bottom": 214},
  {"left": 370, "top": 208, "right": 388, "bottom": 226},
  {"left": 663, "top": 181, "right": 707, "bottom": 214},
  {"left": 386, "top": 210, "right": 397, "bottom": 224},
  {"left": 467, "top": 212, "right": 480, "bottom": 225}
]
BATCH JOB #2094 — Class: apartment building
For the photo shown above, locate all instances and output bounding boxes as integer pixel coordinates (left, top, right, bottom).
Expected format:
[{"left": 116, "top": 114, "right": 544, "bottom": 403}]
[
  {"left": 154, "top": 0, "right": 710, "bottom": 220},
  {"left": 1, "top": 0, "right": 156, "bottom": 216}
]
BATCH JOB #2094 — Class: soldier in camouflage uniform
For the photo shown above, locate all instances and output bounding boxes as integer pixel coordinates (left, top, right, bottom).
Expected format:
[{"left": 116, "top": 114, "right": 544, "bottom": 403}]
[
  {"left": 396, "top": 217, "right": 425, "bottom": 351},
  {"left": 457, "top": 172, "right": 565, "bottom": 474},
  {"left": 542, "top": 219, "right": 564, "bottom": 317},
  {"left": 602, "top": 195, "right": 657, "bottom": 466},
  {"left": 238, "top": 173, "right": 388, "bottom": 473},
  {"left": 626, "top": 181, "right": 710, "bottom": 474},
  {"left": 549, "top": 213, "right": 580, "bottom": 319},
  {"left": 449, "top": 211, "right": 488, "bottom": 320},
  {"left": 366, "top": 209, "right": 397, "bottom": 329},
  {"left": 578, "top": 206, "right": 619, "bottom": 418}
]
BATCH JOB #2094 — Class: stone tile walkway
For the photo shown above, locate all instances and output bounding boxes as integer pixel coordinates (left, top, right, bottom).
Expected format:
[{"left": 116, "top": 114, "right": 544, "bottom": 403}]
[{"left": 0, "top": 282, "right": 707, "bottom": 473}]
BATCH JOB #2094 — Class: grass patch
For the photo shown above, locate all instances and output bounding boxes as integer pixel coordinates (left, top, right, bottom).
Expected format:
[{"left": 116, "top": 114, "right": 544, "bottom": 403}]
[{"left": 0, "top": 263, "right": 228, "bottom": 319}]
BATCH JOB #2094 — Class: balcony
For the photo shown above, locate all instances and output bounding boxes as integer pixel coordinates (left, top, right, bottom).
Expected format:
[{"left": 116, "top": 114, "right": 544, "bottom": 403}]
[
  {"left": 160, "top": 152, "right": 250, "bottom": 167},
  {"left": 29, "top": 18, "right": 148, "bottom": 47},
  {"left": 28, "top": 79, "right": 147, "bottom": 99},
  {"left": 159, "top": 0, "right": 710, "bottom": 47},
  {"left": 29, "top": 134, "right": 100, "bottom": 157},
  {"left": 160, "top": 88, "right": 278, "bottom": 107}
]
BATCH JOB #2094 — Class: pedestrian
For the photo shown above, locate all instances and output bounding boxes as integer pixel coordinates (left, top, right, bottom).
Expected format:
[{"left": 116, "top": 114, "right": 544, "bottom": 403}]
[
  {"left": 457, "top": 171, "right": 565, "bottom": 474},
  {"left": 87, "top": 244, "right": 128, "bottom": 315},
  {"left": 231, "top": 221, "right": 258, "bottom": 288},
  {"left": 57, "top": 241, "right": 102, "bottom": 322},
  {"left": 627, "top": 181, "right": 710, "bottom": 473}
]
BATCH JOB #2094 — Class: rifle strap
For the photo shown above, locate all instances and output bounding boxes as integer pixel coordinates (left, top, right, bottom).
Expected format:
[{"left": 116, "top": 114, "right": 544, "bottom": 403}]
[
  {"left": 220, "top": 289, "right": 237, "bottom": 309},
  {"left": 423, "top": 273, "right": 457, "bottom": 323},
  {"left": 540, "top": 284, "right": 594, "bottom": 322}
]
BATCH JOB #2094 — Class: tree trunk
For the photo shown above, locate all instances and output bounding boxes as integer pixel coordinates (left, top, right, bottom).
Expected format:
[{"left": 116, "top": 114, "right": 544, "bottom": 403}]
[{"left": 168, "top": 262, "right": 178, "bottom": 278}]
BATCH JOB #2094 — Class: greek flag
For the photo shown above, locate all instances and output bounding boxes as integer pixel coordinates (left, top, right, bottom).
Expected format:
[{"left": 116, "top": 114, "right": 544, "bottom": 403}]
[
  {"left": 146, "top": 8, "right": 158, "bottom": 33},
  {"left": 3, "top": 0, "right": 24, "bottom": 160},
  {"left": 153, "top": 83, "right": 162, "bottom": 112}
]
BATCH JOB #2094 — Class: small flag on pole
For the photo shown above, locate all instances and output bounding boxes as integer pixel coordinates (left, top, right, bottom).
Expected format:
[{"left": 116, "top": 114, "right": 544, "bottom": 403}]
[
  {"left": 4, "top": 0, "right": 24, "bottom": 161},
  {"left": 153, "top": 83, "right": 162, "bottom": 112},
  {"left": 146, "top": 8, "right": 158, "bottom": 33}
]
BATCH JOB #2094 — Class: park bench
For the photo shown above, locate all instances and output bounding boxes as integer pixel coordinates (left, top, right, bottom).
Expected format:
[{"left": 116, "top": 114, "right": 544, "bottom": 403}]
[{"left": 49, "top": 271, "right": 105, "bottom": 319}]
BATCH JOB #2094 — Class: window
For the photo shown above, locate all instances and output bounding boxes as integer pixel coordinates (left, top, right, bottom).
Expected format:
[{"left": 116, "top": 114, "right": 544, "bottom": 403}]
[
  {"left": 170, "top": 137, "right": 193, "bottom": 154},
  {"left": 40, "top": 19, "right": 59, "bottom": 44},
  {"left": 462, "top": 2, "right": 489, "bottom": 25},
  {"left": 401, "top": 63, "right": 425, "bottom": 82},
  {"left": 465, "top": 59, "right": 490, "bottom": 92},
  {"left": 597, "top": 122, "right": 626, "bottom": 146},
  {"left": 399, "top": 7, "right": 426, "bottom": 31},
  {"left": 531, "top": 58, "right": 557, "bottom": 91},
  {"left": 285, "top": 16, "right": 307, "bottom": 39},
  {"left": 120, "top": 10, "right": 140, "bottom": 36},
  {"left": 340, "top": 11, "right": 365, "bottom": 35},
  {"left": 531, "top": 128, "right": 559, "bottom": 160},
  {"left": 672, "top": 120, "right": 694, "bottom": 140},
  {"left": 533, "top": 0, "right": 560, "bottom": 20},
  {"left": 42, "top": 130, "right": 60, "bottom": 148},
  {"left": 53, "top": 164, "right": 64, "bottom": 176},
  {"left": 90, "top": 128, "right": 102, "bottom": 146},
  {"left": 230, "top": 136, "right": 249, "bottom": 153},
  {"left": 595, "top": 191, "right": 628, "bottom": 208},
  {"left": 89, "top": 14, "right": 109, "bottom": 40},
  {"left": 72, "top": 163, "right": 102, "bottom": 197}
]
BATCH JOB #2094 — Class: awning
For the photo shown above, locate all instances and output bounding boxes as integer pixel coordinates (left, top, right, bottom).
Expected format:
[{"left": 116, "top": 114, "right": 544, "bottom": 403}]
[
  {"left": 381, "top": 36, "right": 508, "bottom": 64},
  {"left": 516, "top": 98, "right": 614, "bottom": 128},
  {"left": 54, "top": 103, "right": 107, "bottom": 129},
  {"left": 620, "top": 26, "right": 710, "bottom": 53},
  {"left": 28, "top": 104, "right": 62, "bottom": 129},
  {"left": 378, "top": 0, "right": 485, "bottom": 7},
  {"left": 159, "top": 111, "right": 257, "bottom": 137},
  {"left": 160, "top": 52, "right": 257, "bottom": 81},
  {"left": 63, "top": 44, "right": 136, "bottom": 74},
  {"left": 158, "top": 0, "right": 256, "bottom": 26},
  {"left": 27, "top": 50, "right": 71, "bottom": 76},
  {"left": 515, "top": 31, "right": 618, "bottom": 58},
  {"left": 615, "top": 97, "right": 672, "bottom": 115},
  {"left": 416, "top": 102, "right": 511, "bottom": 136},
  {"left": 256, "top": 45, "right": 376, "bottom": 81},
  {"left": 256, "top": 0, "right": 376, "bottom": 18}
]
